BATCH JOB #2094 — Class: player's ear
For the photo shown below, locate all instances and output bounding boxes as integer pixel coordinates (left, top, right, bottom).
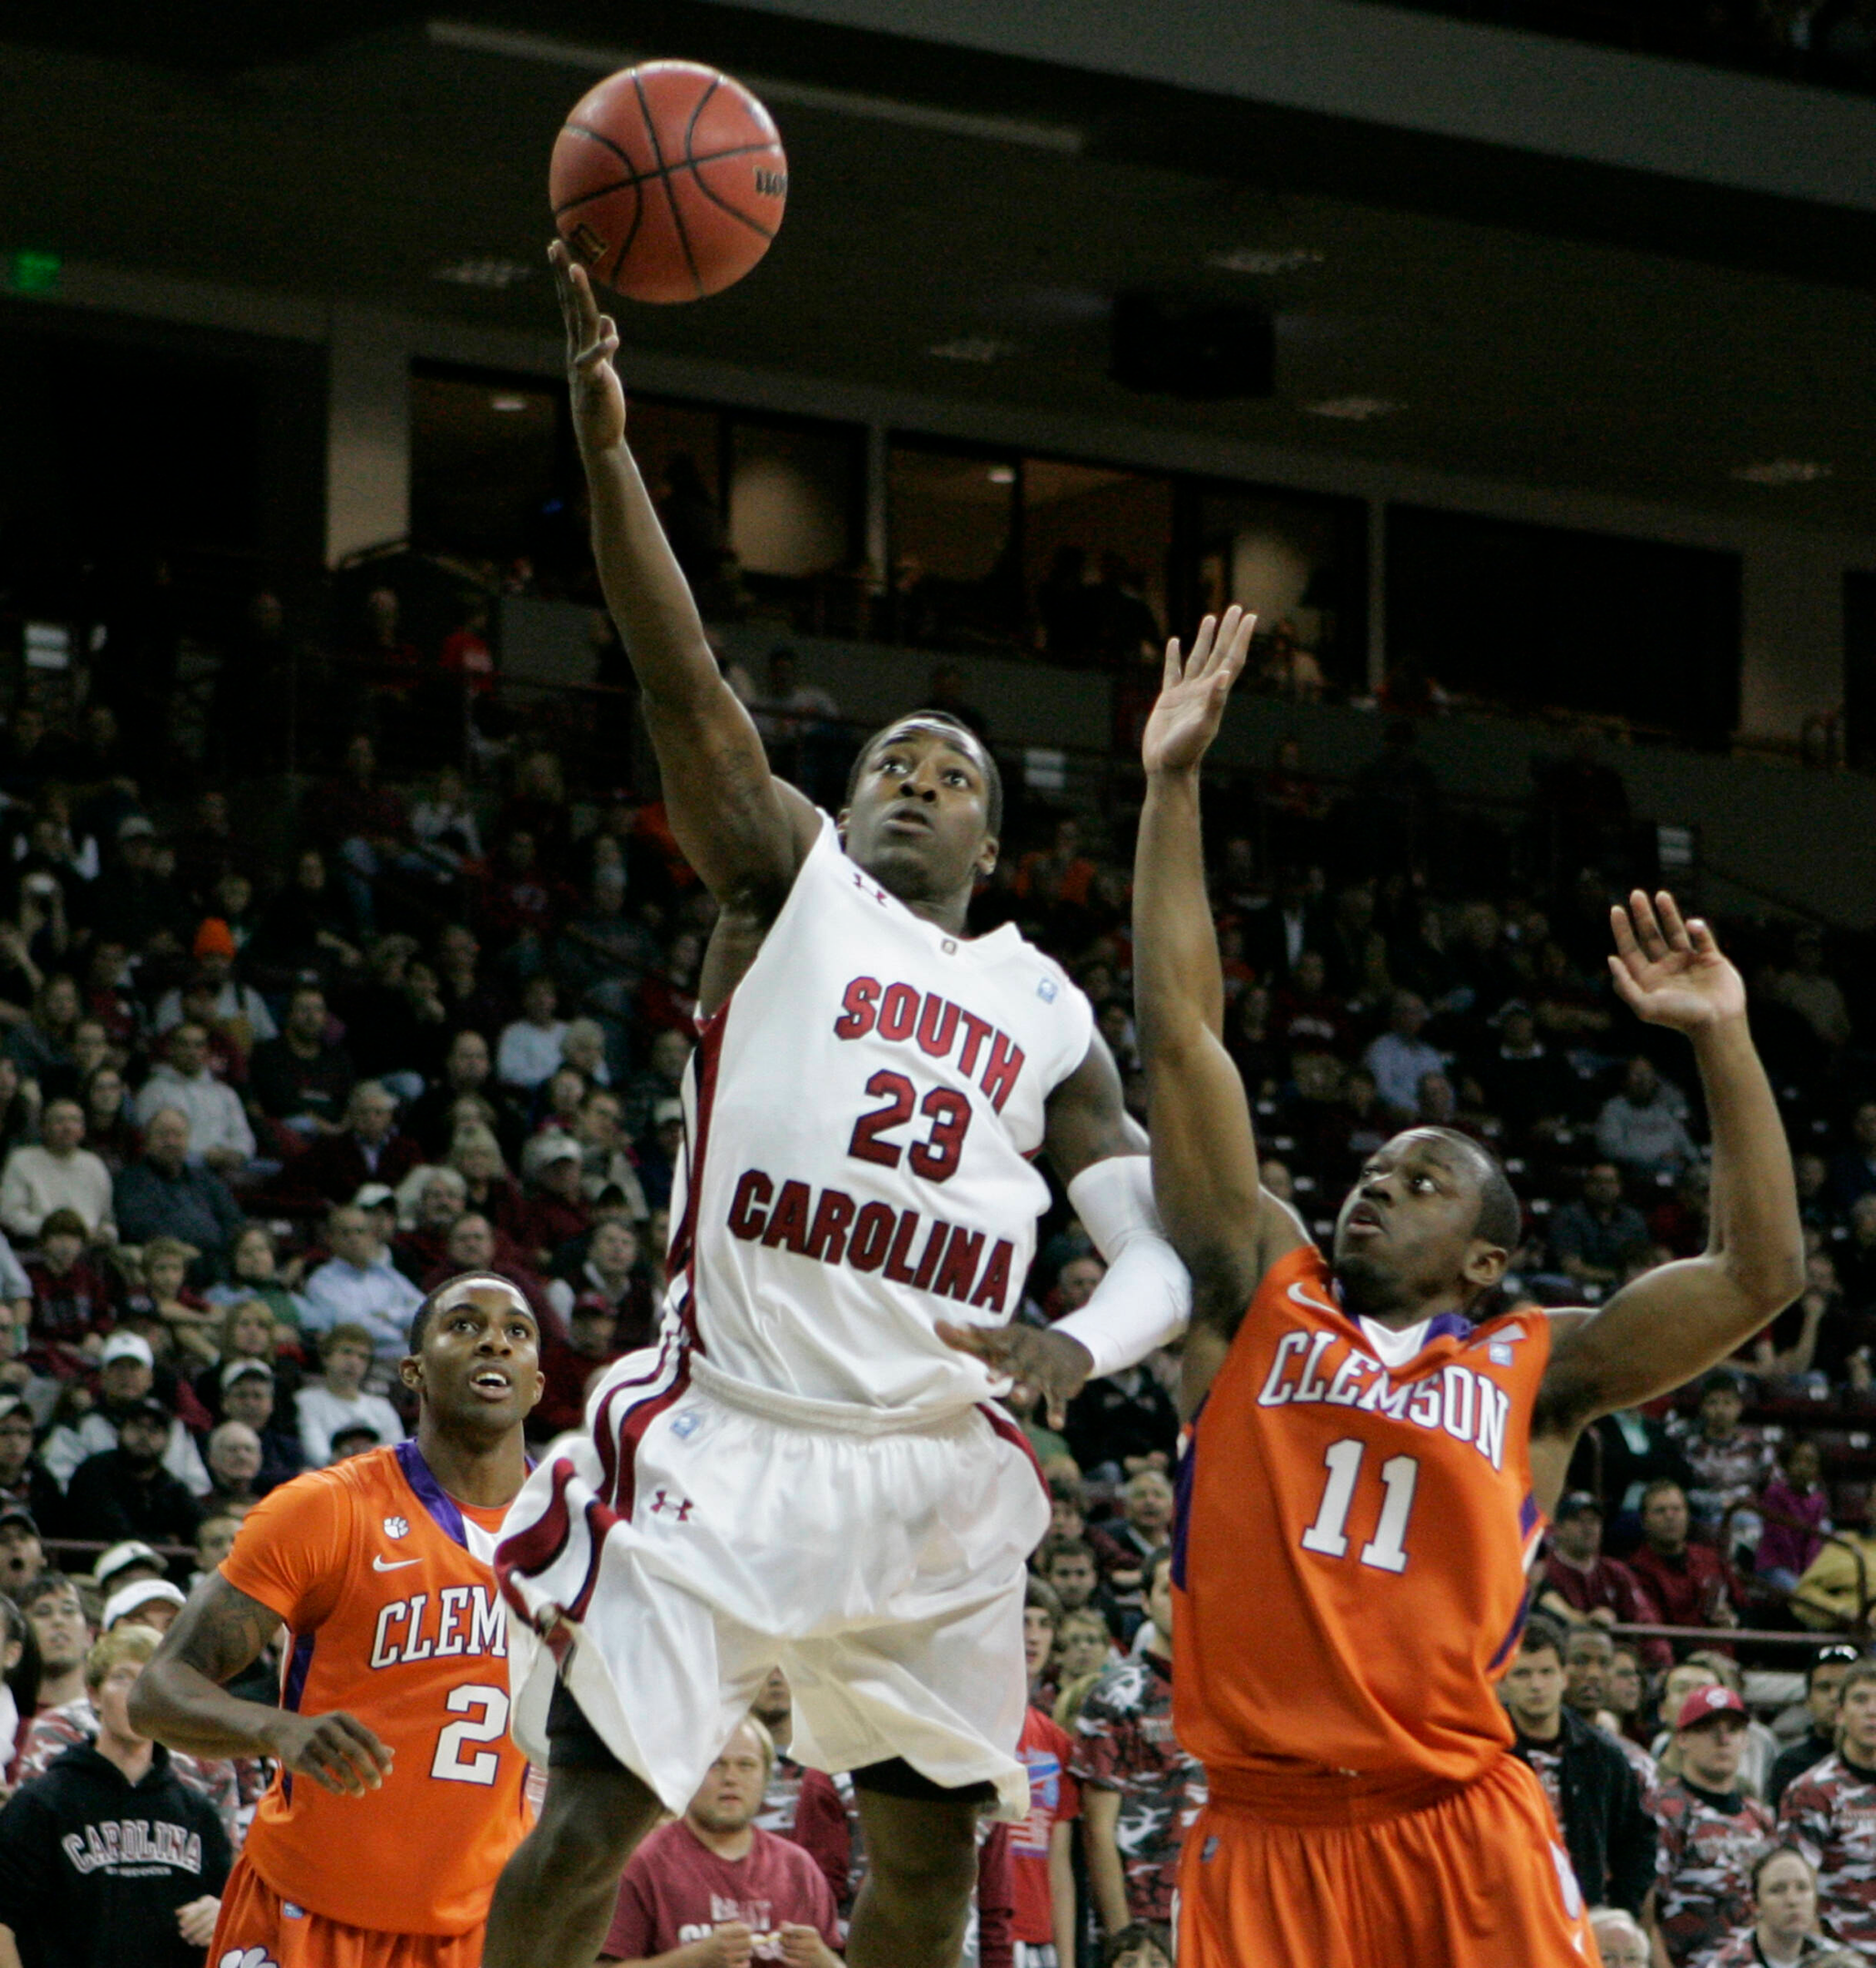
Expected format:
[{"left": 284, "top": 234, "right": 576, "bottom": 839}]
[
  {"left": 976, "top": 833, "right": 1000, "bottom": 880},
  {"left": 398, "top": 1352, "right": 422, "bottom": 1393},
  {"left": 835, "top": 805, "right": 851, "bottom": 843},
  {"left": 1462, "top": 1240, "right": 1510, "bottom": 1292}
]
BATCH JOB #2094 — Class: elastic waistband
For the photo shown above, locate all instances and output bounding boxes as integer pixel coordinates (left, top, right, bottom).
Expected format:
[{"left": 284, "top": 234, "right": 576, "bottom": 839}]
[
  {"left": 1202, "top": 1761, "right": 1474, "bottom": 1829},
  {"left": 685, "top": 1352, "right": 977, "bottom": 1438}
]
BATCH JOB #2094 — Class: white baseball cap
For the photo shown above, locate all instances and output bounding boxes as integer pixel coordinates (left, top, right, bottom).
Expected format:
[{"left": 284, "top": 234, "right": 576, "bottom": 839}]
[
  {"left": 99, "top": 1331, "right": 155, "bottom": 1368},
  {"left": 103, "top": 1578, "right": 188, "bottom": 1630}
]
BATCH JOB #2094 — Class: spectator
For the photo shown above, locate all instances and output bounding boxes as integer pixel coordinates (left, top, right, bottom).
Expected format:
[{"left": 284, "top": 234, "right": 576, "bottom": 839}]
[
  {"left": 1773, "top": 929, "right": 1852, "bottom": 1054},
  {"left": 1628, "top": 1480, "right": 1739, "bottom": 1634},
  {"left": 19, "top": 1572, "right": 90, "bottom": 1716},
  {"left": 497, "top": 974, "right": 568, "bottom": 1093},
  {"left": 1061, "top": 1354, "right": 1177, "bottom": 1484},
  {"left": 79, "top": 1061, "right": 136, "bottom": 1174},
  {"left": 192, "top": 1297, "right": 292, "bottom": 1420},
  {"left": 447, "top": 1123, "right": 525, "bottom": 1237},
  {"left": 1536, "top": 1491, "right": 1667, "bottom": 1642},
  {"left": 111, "top": 1108, "right": 243, "bottom": 1269},
  {"left": 0, "top": 1504, "right": 44, "bottom": 1597},
  {"left": 1588, "top": 1908, "right": 1650, "bottom": 1968},
  {"left": 63, "top": 1396, "right": 202, "bottom": 1547},
  {"left": 201, "top": 1223, "right": 309, "bottom": 1342},
  {"left": 100, "top": 1574, "right": 186, "bottom": 1635},
  {"left": 0, "top": 1095, "right": 114, "bottom": 1242},
  {"left": 0, "top": 1625, "right": 230, "bottom": 1968},
  {"left": 1072, "top": 1550, "right": 1205, "bottom": 1936},
  {"left": 1569, "top": 1403, "right": 1697, "bottom": 1522},
  {"left": 600, "top": 1717, "right": 842, "bottom": 1967},
  {"left": 1790, "top": 1522, "right": 1876, "bottom": 1633},
  {"left": 131, "top": 1234, "right": 219, "bottom": 1368},
  {"left": 424, "top": 1213, "right": 553, "bottom": 1333},
  {"left": 299, "top": 1204, "right": 425, "bottom": 1364},
  {"left": 621, "top": 1028, "right": 692, "bottom": 1144},
  {"left": 1779, "top": 1657, "right": 1876, "bottom": 1953},
  {"left": 1706, "top": 1845, "right": 1839, "bottom": 1967},
  {"left": 1652, "top": 1684, "right": 1776, "bottom": 1964},
  {"left": 532, "top": 1296, "right": 627, "bottom": 1441},
  {"left": 247, "top": 981, "right": 355, "bottom": 1137},
  {"left": 293, "top": 1322, "right": 405, "bottom": 1467},
  {"left": 1089, "top": 1470, "right": 1176, "bottom": 1598},
  {"left": 1671, "top": 1368, "right": 1776, "bottom": 1539},
  {"left": 278, "top": 1078, "right": 423, "bottom": 1206},
  {"left": 546, "top": 1217, "right": 654, "bottom": 1341},
  {"left": 1500, "top": 1614, "right": 1655, "bottom": 1917},
  {"left": 1547, "top": 1163, "right": 1650, "bottom": 1294},
  {"left": 39, "top": 1331, "right": 209, "bottom": 1494},
  {"left": 1014, "top": 1577, "right": 1080, "bottom": 1968},
  {"left": 217, "top": 1358, "right": 303, "bottom": 1492},
  {"left": 1560, "top": 1627, "right": 1659, "bottom": 1801},
  {"left": 1595, "top": 1055, "right": 1699, "bottom": 1182},
  {"left": 0, "top": 1395, "right": 59, "bottom": 1530},
  {"left": 1361, "top": 991, "right": 1445, "bottom": 1121},
  {"left": 200, "top": 1420, "right": 264, "bottom": 1515},
  {"left": 131, "top": 1022, "right": 254, "bottom": 1174},
  {"left": 22, "top": 1207, "right": 116, "bottom": 1372},
  {"left": 518, "top": 1132, "right": 591, "bottom": 1268},
  {"left": 406, "top": 1027, "right": 509, "bottom": 1161},
  {"left": 150, "top": 916, "right": 277, "bottom": 1048},
  {"left": 1768, "top": 1647, "right": 1860, "bottom": 1809}
]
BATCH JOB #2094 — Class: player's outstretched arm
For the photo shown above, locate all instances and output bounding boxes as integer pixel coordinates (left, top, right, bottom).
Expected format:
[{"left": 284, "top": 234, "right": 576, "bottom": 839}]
[
  {"left": 1135, "top": 611, "right": 1296, "bottom": 1354},
  {"left": 551, "top": 241, "right": 815, "bottom": 910},
  {"left": 1533, "top": 892, "right": 1803, "bottom": 1451},
  {"left": 129, "top": 1574, "right": 394, "bottom": 1796}
]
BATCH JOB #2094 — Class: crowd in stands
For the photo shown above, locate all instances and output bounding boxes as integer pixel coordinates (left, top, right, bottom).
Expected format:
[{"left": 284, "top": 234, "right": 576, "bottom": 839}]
[{"left": 0, "top": 625, "right": 1871, "bottom": 1963}]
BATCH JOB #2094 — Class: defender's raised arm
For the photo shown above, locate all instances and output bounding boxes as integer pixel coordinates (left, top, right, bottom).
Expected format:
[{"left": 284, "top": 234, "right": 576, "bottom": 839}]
[
  {"left": 553, "top": 242, "right": 813, "bottom": 909},
  {"left": 1133, "top": 610, "right": 1302, "bottom": 1384},
  {"left": 1534, "top": 892, "right": 1804, "bottom": 1462}
]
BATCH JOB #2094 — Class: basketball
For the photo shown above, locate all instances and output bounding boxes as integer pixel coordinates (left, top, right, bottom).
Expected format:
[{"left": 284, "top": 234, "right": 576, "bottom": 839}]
[{"left": 548, "top": 60, "right": 787, "bottom": 304}]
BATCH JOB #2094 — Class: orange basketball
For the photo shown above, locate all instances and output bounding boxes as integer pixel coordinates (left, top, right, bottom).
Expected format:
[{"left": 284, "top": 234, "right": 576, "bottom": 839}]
[{"left": 548, "top": 60, "right": 787, "bottom": 304}]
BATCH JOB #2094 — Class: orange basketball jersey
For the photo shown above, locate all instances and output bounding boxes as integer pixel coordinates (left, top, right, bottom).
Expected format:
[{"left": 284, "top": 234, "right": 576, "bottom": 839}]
[
  {"left": 1174, "top": 1245, "right": 1551, "bottom": 1815},
  {"left": 220, "top": 1442, "right": 532, "bottom": 1934}
]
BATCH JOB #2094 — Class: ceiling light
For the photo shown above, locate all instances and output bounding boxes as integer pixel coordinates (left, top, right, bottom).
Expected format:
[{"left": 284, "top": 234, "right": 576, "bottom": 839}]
[
  {"left": 928, "top": 336, "right": 1019, "bottom": 364},
  {"left": 489, "top": 395, "right": 529, "bottom": 413},
  {"left": 1208, "top": 249, "right": 1325, "bottom": 275},
  {"left": 1306, "top": 396, "right": 1402, "bottom": 421},
  {"left": 435, "top": 258, "right": 533, "bottom": 289},
  {"left": 1731, "top": 459, "right": 1831, "bottom": 485},
  {"left": 987, "top": 466, "right": 1016, "bottom": 485}
]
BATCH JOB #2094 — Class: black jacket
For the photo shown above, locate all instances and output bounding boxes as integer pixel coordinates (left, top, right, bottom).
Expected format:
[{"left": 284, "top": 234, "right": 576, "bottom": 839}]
[
  {"left": 1512, "top": 1706, "right": 1656, "bottom": 1915},
  {"left": 62, "top": 1449, "right": 201, "bottom": 1547},
  {"left": 1769, "top": 1728, "right": 1835, "bottom": 1809},
  {"left": 0, "top": 1740, "right": 231, "bottom": 1968}
]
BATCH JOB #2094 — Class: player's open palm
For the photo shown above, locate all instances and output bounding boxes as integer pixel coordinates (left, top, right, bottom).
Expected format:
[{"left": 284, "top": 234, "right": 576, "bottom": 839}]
[
  {"left": 1607, "top": 889, "right": 1745, "bottom": 1032},
  {"left": 549, "top": 240, "right": 626, "bottom": 454},
  {"left": 1141, "top": 606, "right": 1256, "bottom": 775}
]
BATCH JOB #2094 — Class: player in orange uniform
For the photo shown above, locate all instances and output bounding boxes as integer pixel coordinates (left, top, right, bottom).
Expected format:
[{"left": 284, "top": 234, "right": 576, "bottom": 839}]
[
  {"left": 1132, "top": 610, "right": 1804, "bottom": 1967},
  {"left": 128, "top": 1274, "right": 546, "bottom": 1967}
]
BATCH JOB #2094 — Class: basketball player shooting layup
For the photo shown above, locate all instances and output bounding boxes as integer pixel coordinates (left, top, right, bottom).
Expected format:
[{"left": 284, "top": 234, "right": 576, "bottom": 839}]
[
  {"left": 1135, "top": 610, "right": 1805, "bottom": 1967},
  {"left": 482, "top": 245, "right": 1191, "bottom": 1968}
]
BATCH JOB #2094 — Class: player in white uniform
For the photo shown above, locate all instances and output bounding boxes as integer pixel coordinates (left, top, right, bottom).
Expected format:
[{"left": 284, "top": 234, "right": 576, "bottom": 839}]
[{"left": 483, "top": 248, "right": 1193, "bottom": 1968}]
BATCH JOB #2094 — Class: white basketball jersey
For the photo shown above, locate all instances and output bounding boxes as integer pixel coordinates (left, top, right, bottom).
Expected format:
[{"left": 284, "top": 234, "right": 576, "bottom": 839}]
[{"left": 669, "top": 814, "right": 1094, "bottom": 1416}]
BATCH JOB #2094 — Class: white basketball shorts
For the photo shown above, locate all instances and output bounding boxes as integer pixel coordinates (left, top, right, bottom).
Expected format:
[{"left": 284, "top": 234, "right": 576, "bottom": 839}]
[{"left": 496, "top": 1335, "right": 1051, "bottom": 1819}]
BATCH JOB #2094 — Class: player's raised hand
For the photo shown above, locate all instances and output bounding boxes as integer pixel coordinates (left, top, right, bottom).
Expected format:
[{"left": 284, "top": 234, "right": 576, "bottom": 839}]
[
  {"left": 549, "top": 239, "right": 626, "bottom": 454},
  {"left": 1607, "top": 889, "right": 1745, "bottom": 1033},
  {"left": 1141, "top": 606, "right": 1256, "bottom": 776},
  {"left": 264, "top": 1707, "right": 394, "bottom": 1796},
  {"left": 935, "top": 1318, "right": 1093, "bottom": 1429}
]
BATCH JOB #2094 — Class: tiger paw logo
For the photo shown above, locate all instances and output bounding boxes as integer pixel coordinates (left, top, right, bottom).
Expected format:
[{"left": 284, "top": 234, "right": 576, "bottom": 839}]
[
  {"left": 219, "top": 1949, "right": 281, "bottom": 1968},
  {"left": 382, "top": 1515, "right": 410, "bottom": 1540}
]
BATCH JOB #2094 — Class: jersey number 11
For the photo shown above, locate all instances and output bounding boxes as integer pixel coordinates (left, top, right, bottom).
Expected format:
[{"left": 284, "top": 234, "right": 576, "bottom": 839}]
[{"left": 1299, "top": 1439, "right": 1420, "bottom": 1575}]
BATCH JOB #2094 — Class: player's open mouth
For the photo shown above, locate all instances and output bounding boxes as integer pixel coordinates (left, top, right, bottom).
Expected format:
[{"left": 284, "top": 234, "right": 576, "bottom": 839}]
[
  {"left": 471, "top": 1369, "right": 512, "bottom": 1396},
  {"left": 1346, "top": 1203, "right": 1386, "bottom": 1235},
  {"left": 883, "top": 808, "right": 932, "bottom": 832}
]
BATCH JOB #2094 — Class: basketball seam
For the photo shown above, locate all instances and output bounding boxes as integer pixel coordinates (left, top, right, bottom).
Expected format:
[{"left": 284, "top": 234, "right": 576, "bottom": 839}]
[
  {"left": 552, "top": 175, "right": 635, "bottom": 220},
  {"left": 559, "top": 125, "right": 780, "bottom": 196},
  {"left": 633, "top": 67, "right": 704, "bottom": 301},
  {"left": 679, "top": 166, "right": 780, "bottom": 244},
  {"left": 680, "top": 71, "right": 778, "bottom": 252}
]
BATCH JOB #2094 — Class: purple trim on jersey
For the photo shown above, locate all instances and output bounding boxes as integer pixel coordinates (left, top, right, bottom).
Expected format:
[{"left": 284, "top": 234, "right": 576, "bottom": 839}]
[
  {"left": 1520, "top": 1491, "right": 1540, "bottom": 1538},
  {"left": 279, "top": 1630, "right": 316, "bottom": 1804},
  {"left": 1171, "top": 1397, "right": 1205, "bottom": 1592},
  {"left": 396, "top": 1438, "right": 466, "bottom": 1549},
  {"left": 1426, "top": 1310, "right": 1474, "bottom": 1346}
]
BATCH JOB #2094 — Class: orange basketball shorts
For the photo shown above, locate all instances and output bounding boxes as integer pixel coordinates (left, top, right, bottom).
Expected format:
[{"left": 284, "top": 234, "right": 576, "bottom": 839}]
[
  {"left": 210, "top": 1855, "right": 487, "bottom": 1968},
  {"left": 1178, "top": 1753, "right": 1594, "bottom": 1968}
]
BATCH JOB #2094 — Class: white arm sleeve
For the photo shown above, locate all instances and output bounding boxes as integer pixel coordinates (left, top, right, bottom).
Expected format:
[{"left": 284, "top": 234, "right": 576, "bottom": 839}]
[{"left": 1051, "top": 1154, "right": 1191, "bottom": 1379}]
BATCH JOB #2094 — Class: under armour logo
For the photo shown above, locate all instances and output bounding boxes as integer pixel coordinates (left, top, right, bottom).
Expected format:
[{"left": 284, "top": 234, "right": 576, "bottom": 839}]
[
  {"left": 649, "top": 1490, "right": 694, "bottom": 1522},
  {"left": 852, "top": 870, "right": 888, "bottom": 907}
]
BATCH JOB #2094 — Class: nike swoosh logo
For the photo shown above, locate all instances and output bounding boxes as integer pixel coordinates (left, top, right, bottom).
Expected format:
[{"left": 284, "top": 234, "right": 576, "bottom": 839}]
[
  {"left": 1286, "top": 1281, "right": 1339, "bottom": 1318},
  {"left": 372, "top": 1555, "right": 419, "bottom": 1572}
]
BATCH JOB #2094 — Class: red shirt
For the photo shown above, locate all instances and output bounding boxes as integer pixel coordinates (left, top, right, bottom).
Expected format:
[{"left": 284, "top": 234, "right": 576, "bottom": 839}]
[
  {"left": 603, "top": 1819, "right": 840, "bottom": 1963},
  {"left": 1011, "top": 1707, "right": 1080, "bottom": 1945},
  {"left": 1626, "top": 1540, "right": 1735, "bottom": 1631}
]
